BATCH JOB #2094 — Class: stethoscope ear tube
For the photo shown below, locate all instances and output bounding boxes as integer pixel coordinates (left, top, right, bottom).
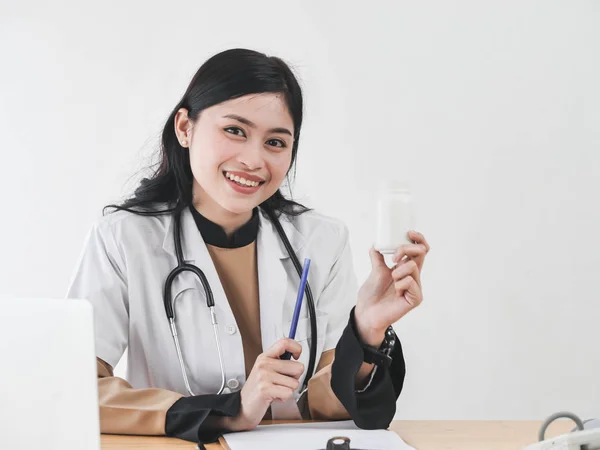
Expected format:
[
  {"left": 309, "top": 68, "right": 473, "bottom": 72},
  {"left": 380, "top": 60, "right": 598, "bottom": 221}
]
[
  {"left": 163, "top": 269, "right": 177, "bottom": 319},
  {"left": 163, "top": 264, "right": 215, "bottom": 318}
]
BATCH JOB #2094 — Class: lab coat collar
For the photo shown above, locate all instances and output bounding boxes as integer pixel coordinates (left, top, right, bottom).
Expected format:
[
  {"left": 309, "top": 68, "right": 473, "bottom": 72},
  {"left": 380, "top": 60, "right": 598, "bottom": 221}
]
[{"left": 161, "top": 206, "right": 306, "bottom": 262}]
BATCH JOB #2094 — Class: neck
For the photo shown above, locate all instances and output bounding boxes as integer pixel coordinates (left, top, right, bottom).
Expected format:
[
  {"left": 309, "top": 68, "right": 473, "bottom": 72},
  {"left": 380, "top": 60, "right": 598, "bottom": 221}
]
[{"left": 192, "top": 183, "right": 253, "bottom": 237}]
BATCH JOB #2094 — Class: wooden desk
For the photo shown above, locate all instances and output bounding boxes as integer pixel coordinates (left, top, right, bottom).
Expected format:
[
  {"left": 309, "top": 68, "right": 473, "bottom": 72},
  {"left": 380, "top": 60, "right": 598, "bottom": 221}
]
[{"left": 101, "top": 420, "right": 573, "bottom": 449}]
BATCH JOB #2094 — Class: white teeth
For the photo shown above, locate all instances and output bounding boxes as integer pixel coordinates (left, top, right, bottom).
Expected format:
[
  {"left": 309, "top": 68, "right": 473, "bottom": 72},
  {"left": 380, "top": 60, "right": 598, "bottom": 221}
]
[{"left": 225, "top": 172, "right": 261, "bottom": 188}]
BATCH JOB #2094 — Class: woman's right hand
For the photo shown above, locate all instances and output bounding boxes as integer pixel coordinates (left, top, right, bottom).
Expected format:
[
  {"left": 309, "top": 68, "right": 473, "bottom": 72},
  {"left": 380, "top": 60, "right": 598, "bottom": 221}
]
[{"left": 226, "top": 338, "right": 304, "bottom": 431}]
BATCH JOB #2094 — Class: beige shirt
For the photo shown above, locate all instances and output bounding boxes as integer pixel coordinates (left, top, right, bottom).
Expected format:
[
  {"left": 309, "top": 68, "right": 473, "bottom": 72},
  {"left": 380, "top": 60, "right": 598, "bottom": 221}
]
[{"left": 96, "top": 240, "right": 348, "bottom": 435}]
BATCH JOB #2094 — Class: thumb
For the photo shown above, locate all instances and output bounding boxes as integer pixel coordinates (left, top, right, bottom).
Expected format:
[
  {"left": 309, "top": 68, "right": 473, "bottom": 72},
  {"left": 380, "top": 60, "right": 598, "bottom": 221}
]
[{"left": 369, "top": 247, "right": 387, "bottom": 270}]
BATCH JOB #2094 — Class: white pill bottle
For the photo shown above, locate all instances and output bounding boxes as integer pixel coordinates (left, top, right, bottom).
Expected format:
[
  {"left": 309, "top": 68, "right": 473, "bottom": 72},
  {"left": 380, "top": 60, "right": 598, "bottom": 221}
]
[{"left": 374, "top": 181, "right": 416, "bottom": 254}]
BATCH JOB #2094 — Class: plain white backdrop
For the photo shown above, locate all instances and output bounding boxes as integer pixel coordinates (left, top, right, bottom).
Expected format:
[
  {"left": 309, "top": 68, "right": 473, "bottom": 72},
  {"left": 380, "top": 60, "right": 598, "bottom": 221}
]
[{"left": 1, "top": 0, "right": 599, "bottom": 420}]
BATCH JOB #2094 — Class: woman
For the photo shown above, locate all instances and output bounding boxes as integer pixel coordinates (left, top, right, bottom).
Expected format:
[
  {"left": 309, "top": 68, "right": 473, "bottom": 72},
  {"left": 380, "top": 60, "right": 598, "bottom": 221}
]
[{"left": 67, "top": 48, "right": 430, "bottom": 444}]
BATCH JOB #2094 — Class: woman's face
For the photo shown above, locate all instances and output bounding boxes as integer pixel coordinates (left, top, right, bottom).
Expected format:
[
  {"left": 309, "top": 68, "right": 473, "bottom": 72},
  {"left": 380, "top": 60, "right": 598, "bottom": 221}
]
[{"left": 176, "top": 93, "right": 294, "bottom": 220}]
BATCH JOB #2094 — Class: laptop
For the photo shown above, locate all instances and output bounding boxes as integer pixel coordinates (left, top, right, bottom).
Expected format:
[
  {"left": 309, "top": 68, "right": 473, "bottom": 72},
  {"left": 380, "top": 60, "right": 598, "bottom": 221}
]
[{"left": 0, "top": 298, "right": 100, "bottom": 450}]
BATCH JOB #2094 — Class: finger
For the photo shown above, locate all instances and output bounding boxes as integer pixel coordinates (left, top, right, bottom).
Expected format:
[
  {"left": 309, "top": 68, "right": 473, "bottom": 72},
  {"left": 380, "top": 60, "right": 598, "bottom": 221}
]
[
  {"left": 368, "top": 247, "right": 387, "bottom": 270},
  {"left": 264, "top": 338, "right": 302, "bottom": 360},
  {"left": 392, "top": 259, "right": 420, "bottom": 285},
  {"left": 408, "top": 231, "right": 430, "bottom": 253},
  {"left": 264, "top": 358, "right": 305, "bottom": 379},
  {"left": 394, "top": 276, "right": 423, "bottom": 306},
  {"left": 393, "top": 244, "right": 427, "bottom": 273},
  {"left": 392, "top": 244, "right": 428, "bottom": 264},
  {"left": 268, "top": 372, "right": 301, "bottom": 391}
]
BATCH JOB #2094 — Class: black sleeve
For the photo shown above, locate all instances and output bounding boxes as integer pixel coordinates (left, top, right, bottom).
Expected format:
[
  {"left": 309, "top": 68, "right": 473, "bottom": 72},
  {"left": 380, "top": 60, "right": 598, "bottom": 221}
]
[
  {"left": 165, "top": 391, "right": 241, "bottom": 444},
  {"left": 330, "top": 307, "right": 406, "bottom": 429}
]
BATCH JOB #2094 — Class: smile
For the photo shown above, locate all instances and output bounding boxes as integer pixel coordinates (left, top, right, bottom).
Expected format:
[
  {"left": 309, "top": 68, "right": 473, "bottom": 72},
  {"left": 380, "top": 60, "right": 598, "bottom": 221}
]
[
  {"left": 223, "top": 171, "right": 265, "bottom": 188},
  {"left": 222, "top": 171, "right": 266, "bottom": 195}
]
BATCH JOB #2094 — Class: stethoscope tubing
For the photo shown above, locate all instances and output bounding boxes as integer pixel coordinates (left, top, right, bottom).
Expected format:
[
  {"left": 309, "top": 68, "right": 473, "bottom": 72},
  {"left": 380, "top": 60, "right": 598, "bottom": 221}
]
[{"left": 163, "top": 205, "right": 317, "bottom": 396}]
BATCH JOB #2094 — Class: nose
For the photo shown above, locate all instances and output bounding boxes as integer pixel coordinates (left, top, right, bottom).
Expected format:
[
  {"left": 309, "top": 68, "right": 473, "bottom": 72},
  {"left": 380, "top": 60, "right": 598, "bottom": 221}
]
[{"left": 237, "top": 141, "right": 264, "bottom": 170}]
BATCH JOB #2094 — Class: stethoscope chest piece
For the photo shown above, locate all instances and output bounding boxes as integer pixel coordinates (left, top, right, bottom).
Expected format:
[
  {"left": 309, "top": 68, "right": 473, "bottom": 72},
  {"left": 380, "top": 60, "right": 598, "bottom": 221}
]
[
  {"left": 326, "top": 437, "right": 351, "bottom": 449},
  {"left": 322, "top": 436, "right": 370, "bottom": 450}
]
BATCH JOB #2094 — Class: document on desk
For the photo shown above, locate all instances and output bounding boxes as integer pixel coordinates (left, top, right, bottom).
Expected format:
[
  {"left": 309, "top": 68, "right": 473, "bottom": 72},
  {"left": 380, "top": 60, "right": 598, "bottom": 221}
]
[{"left": 221, "top": 420, "right": 415, "bottom": 450}]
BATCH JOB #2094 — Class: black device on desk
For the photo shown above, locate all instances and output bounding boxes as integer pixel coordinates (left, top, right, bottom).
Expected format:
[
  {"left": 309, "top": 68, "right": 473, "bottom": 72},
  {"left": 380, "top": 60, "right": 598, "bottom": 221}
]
[{"left": 318, "top": 436, "right": 374, "bottom": 450}]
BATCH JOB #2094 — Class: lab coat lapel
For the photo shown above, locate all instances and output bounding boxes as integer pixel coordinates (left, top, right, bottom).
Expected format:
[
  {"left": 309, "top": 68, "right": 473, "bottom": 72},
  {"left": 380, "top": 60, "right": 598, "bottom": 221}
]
[
  {"left": 162, "top": 207, "right": 210, "bottom": 265},
  {"left": 257, "top": 210, "right": 306, "bottom": 420},
  {"left": 257, "top": 209, "right": 305, "bottom": 351}
]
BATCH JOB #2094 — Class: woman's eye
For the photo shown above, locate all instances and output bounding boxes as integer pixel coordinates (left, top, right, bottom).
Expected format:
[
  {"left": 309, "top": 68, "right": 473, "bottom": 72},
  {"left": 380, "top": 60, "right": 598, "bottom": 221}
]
[
  {"left": 224, "top": 126, "right": 246, "bottom": 137},
  {"left": 267, "top": 139, "right": 287, "bottom": 148}
]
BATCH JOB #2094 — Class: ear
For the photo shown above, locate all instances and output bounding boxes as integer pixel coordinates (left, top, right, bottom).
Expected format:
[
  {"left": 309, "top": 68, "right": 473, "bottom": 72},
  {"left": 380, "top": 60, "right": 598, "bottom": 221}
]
[{"left": 174, "top": 108, "right": 191, "bottom": 146}]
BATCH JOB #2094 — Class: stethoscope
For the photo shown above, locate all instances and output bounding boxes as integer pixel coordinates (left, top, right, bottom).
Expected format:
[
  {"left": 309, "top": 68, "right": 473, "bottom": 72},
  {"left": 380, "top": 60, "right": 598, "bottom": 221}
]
[{"left": 163, "top": 206, "right": 317, "bottom": 397}]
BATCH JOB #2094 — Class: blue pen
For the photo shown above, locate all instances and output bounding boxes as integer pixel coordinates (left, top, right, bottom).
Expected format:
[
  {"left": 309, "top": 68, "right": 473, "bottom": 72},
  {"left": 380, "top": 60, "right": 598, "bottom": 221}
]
[{"left": 281, "top": 257, "right": 311, "bottom": 360}]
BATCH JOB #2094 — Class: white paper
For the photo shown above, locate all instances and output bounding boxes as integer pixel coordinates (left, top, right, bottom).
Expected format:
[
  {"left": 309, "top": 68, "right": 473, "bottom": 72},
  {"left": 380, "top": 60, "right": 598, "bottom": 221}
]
[{"left": 222, "top": 421, "right": 415, "bottom": 450}]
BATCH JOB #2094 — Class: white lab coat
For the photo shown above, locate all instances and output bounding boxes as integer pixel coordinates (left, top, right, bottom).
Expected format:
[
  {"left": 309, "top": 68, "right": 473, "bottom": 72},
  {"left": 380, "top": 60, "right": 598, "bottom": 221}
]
[{"left": 67, "top": 205, "right": 359, "bottom": 409}]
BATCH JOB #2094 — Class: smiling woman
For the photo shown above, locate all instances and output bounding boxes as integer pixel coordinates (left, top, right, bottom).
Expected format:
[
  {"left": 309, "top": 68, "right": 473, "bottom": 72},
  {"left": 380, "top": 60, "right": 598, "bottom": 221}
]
[
  {"left": 67, "top": 48, "right": 427, "bottom": 446},
  {"left": 107, "top": 49, "right": 308, "bottom": 228}
]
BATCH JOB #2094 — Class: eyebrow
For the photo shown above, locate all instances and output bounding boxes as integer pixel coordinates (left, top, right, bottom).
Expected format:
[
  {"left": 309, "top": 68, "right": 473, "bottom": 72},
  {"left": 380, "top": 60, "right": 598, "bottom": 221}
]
[{"left": 222, "top": 114, "right": 293, "bottom": 137}]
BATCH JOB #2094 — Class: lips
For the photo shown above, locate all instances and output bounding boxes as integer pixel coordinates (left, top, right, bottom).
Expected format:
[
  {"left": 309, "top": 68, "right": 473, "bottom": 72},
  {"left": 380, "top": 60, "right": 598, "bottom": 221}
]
[{"left": 222, "top": 171, "right": 264, "bottom": 194}]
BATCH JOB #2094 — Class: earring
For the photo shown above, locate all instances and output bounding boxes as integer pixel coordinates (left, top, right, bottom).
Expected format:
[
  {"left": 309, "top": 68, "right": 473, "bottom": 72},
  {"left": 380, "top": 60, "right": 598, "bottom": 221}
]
[{"left": 181, "top": 139, "right": 188, "bottom": 147}]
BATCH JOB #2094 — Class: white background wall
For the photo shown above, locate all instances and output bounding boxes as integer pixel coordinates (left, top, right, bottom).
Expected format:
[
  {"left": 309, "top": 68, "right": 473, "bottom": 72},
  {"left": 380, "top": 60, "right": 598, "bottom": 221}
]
[{"left": 1, "top": 0, "right": 599, "bottom": 420}]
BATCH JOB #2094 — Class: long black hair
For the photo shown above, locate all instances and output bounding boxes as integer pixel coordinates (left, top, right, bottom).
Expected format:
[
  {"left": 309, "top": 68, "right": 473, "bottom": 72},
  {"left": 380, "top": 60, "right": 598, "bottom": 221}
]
[{"left": 105, "top": 48, "right": 310, "bottom": 219}]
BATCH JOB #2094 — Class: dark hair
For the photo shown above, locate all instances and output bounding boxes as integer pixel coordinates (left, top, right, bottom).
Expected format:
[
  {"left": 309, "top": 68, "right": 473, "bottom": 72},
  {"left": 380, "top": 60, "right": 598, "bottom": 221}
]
[{"left": 105, "top": 48, "right": 310, "bottom": 219}]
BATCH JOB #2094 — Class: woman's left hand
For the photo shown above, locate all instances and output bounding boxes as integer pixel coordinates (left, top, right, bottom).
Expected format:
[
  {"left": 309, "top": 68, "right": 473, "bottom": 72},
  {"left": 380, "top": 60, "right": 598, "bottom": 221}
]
[{"left": 354, "top": 231, "right": 430, "bottom": 346}]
